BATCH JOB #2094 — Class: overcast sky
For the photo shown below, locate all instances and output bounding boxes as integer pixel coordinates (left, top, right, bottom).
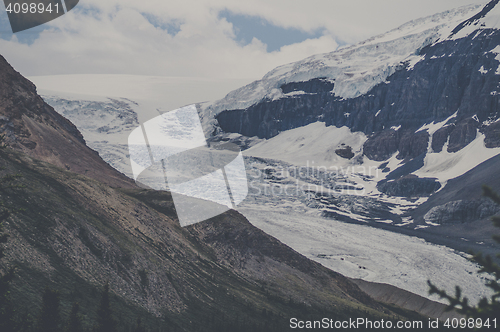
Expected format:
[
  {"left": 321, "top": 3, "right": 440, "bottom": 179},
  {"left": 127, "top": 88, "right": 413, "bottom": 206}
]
[{"left": 0, "top": 0, "right": 488, "bottom": 81}]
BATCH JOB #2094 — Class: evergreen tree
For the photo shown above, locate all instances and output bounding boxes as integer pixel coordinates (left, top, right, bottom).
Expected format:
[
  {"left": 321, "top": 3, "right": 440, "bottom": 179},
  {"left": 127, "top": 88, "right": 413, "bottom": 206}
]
[
  {"left": 0, "top": 221, "right": 15, "bottom": 332},
  {"left": 36, "top": 287, "right": 61, "bottom": 332},
  {"left": 15, "top": 310, "right": 36, "bottom": 332},
  {"left": 0, "top": 212, "right": 9, "bottom": 259},
  {"left": 0, "top": 169, "right": 23, "bottom": 332},
  {"left": 94, "top": 283, "right": 116, "bottom": 332},
  {"left": 65, "top": 302, "right": 83, "bottom": 332},
  {"left": 428, "top": 185, "right": 500, "bottom": 319},
  {"left": 134, "top": 317, "right": 146, "bottom": 332}
]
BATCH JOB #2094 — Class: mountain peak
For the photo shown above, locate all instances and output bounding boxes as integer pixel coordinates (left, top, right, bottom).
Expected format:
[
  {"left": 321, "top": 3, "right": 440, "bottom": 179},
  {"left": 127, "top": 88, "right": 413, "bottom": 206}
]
[
  {"left": 207, "top": 2, "right": 484, "bottom": 121},
  {"left": 213, "top": 0, "right": 500, "bottom": 199}
]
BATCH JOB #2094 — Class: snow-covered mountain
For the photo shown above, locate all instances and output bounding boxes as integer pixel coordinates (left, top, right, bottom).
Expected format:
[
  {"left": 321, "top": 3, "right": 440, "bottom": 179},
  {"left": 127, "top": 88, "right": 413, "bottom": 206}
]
[
  {"left": 29, "top": 1, "right": 500, "bottom": 306},
  {"left": 211, "top": 0, "right": 500, "bottom": 229}
]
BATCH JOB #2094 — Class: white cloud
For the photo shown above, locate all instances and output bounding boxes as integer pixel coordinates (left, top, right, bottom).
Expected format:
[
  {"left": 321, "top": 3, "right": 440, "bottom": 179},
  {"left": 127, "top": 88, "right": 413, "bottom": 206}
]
[
  {"left": 0, "top": 0, "right": 488, "bottom": 80},
  {"left": 218, "top": 0, "right": 489, "bottom": 41}
]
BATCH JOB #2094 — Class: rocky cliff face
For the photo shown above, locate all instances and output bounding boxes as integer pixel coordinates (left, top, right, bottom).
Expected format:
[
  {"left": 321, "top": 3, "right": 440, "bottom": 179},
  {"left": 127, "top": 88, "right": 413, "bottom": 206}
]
[
  {"left": 412, "top": 154, "right": 500, "bottom": 224},
  {"left": 0, "top": 148, "right": 398, "bottom": 330},
  {"left": 0, "top": 55, "right": 134, "bottom": 189},
  {"left": 423, "top": 198, "right": 500, "bottom": 224},
  {"left": 210, "top": 1, "right": 500, "bottom": 228}
]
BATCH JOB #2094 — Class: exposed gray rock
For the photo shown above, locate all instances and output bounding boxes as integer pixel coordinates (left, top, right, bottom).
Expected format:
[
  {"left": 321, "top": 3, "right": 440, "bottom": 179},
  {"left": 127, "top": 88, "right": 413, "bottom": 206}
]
[
  {"left": 377, "top": 175, "right": 441, "bottom": 197},
  {"left": 423, "top": 199, "right": 500, "bottom": 224},
  {"left": 335, "top": 145, "right": 355, "bottom": 159},
  {"left": 431, "top": 125, "right": 454, "bottom": 152},
  {"left": 484, "top": 121, "right": 500, "bottom": 148},
  {"left": 397, "top": 130, "right": 429, "bottom": 160},
  {"left": 447, "top": 118, "right": 479, "bottom": 153},
  {"left": 280, "top": 77, "right": 334, "bottom": 94},
  {"left": 363, "top": 130, "right": 399, "bottom": 161}
]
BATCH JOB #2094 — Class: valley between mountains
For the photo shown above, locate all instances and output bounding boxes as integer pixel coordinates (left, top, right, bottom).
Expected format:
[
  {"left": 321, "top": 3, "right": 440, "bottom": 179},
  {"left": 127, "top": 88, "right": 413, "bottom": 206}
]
[
  {"left": 0, "top": 54, "right": 428, "bottom": 331},
  {"left": 1, "top": 0, "right": 500, "bottom": 330},
  {"left": 31, "top": 0, "right": 500, "bottom": 308}
]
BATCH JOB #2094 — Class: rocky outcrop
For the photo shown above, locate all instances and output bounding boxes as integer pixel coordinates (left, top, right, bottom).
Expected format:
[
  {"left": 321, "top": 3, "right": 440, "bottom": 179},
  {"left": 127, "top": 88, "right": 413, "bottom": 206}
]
[
  {"left": 216, "top": 92, "right": 330, "bottom": 139},
  {"left": 484, "top": 120, "right": 500, "bottom": 148},
  {"left": 280, "top": 77, "right": 334, "bottom": 94},
  {"left": 423, "top": 199, "right": 500, "bottom": 224},
  {"left": 412, "top": 154, "right": 500, "bottom": 224},
  {"left": 447, "top": 118, "right": 479, "bottom": 153},
  {"left": 396, "top": 130, "right": 429, "bottom": 160},
  {"left": 363, "top": 130, "right": 399, "bottom": 161},
  {"left": 377, "top": 175, "right": 441, "bottom": 197},
  {"left": 335, "top": 144, "right": 355, "bottom": 159},
  {"left": 431, "top": 125, "right": 455, "bottom": 152}
]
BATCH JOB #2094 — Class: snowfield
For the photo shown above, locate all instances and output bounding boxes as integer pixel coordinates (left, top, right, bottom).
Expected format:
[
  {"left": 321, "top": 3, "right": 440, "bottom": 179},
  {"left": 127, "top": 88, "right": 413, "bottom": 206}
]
[
  {"left": 30, "top": 74, "right": 253, "bottom": 122},
  {"left": 238, "top": 206, "right": 492, "bottom": 305}
]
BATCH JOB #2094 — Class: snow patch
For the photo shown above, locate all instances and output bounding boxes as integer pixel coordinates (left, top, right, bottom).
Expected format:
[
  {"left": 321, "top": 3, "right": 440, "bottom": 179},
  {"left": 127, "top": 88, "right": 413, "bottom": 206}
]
[
  {"left": 284, "top": 90, "right": 307, "bottom": 97},
  {"left": 490, "top": 45, "right": 500, "bottom": 58},
  {"left": 406, "top": 55, "right": 426, "bottom": 71},
  {"left": 239, "top": 207, "right": 493, "bottom": 305},
  {"left": 416, "top": 111, "right": 458, "bottom": 135},
  {"left": 414, "top": 132, "right": 500, "bottom": 183},
  {"left": 244, "top": 122, "right": 366, "bottom": 168}
]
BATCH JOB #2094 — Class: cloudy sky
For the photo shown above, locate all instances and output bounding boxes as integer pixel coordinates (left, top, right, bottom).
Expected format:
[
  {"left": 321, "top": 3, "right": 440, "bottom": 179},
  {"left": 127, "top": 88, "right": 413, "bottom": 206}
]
[{"left": 0, "top": 0, "right": 489, "bottom": 108}]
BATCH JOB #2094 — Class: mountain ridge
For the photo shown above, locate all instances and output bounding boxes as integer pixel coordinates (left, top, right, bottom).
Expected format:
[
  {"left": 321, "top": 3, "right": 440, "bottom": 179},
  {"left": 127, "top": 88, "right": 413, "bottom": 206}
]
[
  {"left": 0, "top": 52, "right": 436, "bottom": 330},
  {"left": 205, "top": 2, "right": 484, "bottom": 121},
  {"left": 0, "top": 55, "right": 135, "bottom": 189}
]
